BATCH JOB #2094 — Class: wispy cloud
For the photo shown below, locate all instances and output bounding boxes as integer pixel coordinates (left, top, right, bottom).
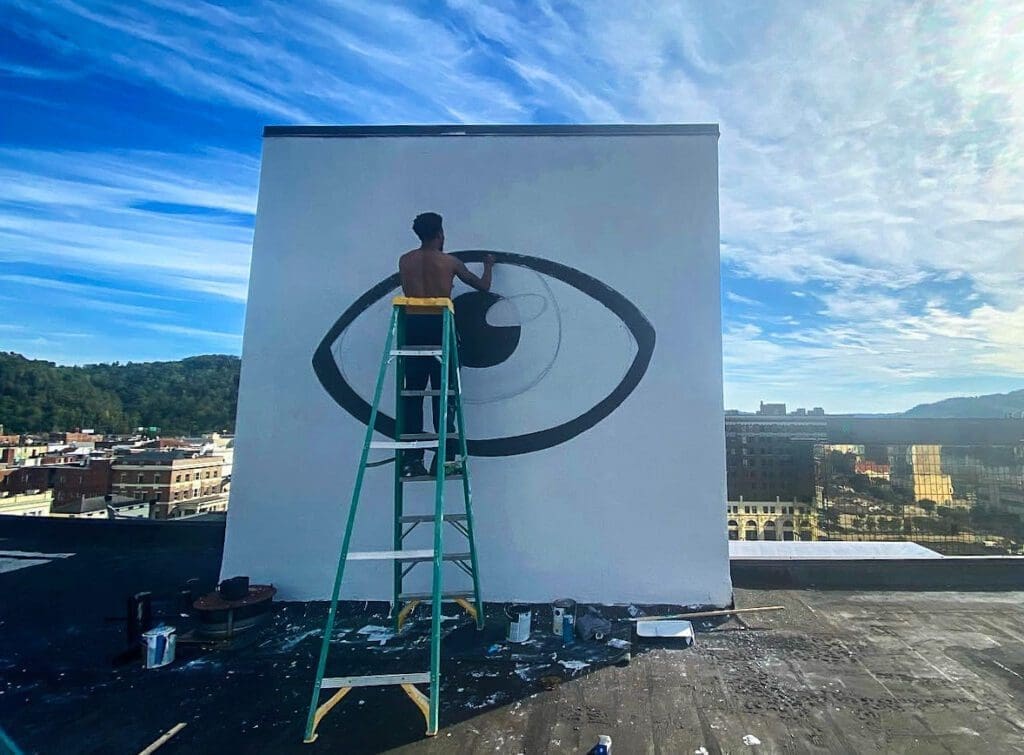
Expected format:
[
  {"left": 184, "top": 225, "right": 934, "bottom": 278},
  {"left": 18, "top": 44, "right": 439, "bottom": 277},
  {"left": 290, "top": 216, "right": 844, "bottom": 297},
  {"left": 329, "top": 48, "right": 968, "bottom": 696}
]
[
  {"left": 725, "top": 291, "right": 761, "bottom": 307},
  {"left": 132, "top": 322, "right": 243, "bottom": 346},
  {"left": 0, "top": 147, "right": 255, "bottom": 303}
]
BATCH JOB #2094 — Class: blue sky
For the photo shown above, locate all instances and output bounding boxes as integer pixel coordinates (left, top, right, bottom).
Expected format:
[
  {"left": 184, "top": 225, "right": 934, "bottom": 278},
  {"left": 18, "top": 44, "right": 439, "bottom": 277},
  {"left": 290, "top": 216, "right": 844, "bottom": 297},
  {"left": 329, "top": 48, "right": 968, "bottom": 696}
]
[{"left": 2, "top": 1, "right": 1023, "bottom": 413}]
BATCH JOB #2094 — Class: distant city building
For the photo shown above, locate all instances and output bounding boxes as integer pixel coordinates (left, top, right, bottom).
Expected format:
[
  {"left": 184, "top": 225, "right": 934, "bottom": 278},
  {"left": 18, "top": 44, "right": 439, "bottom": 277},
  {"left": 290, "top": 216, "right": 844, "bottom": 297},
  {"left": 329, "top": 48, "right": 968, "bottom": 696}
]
[
  {"left": 808, "top": 407, "right": 825, "bottom": 416},
  {"left": 0, "top": 442, "right": 47, "bottom": 467},
  {"left": 0, "top": 465, "right": 51, "bottom": 495},
  {"left": 757, "top": 401, "right": 787, "bottom": 416},
  {"left": 111, "top": 450, "right": 225, "bottom": 511},
  {"left": 726, "top": 498, "right": 815, "bottom": 541},
  {"left": 51, "top": 494, "right": 151, "bottom": 519},
  {"left": 139, "top": 438, "right": 191, "bottom": 450},
  {"left": 49, "top": 431, "right": 96, "bottom": 445},
  {"left": 203, "top": 433, "right": 234, "bottom": 477},
  {"left": 855, "top": 459, "right": 890, "bottom": 480},
  {"left": 977, "top": 478, "right": 1024, "bottom": 517},
  {"left": 0, "top": 490, "right": 53, "bottom": 517},
  {"left": 50, "top": 460, "right": 114, "bottom": 504},
  {"left": 725, "top": 415, "right": 827, "bottom": 502},
  {"left": 0, "top": 459, "right": 113, "bottom": 504},
  {"left": 901, "top": 445, "right": 955, "bottom": 505},
  {"left": 160, "top": 492, "right": 229, "bottom": 520}
]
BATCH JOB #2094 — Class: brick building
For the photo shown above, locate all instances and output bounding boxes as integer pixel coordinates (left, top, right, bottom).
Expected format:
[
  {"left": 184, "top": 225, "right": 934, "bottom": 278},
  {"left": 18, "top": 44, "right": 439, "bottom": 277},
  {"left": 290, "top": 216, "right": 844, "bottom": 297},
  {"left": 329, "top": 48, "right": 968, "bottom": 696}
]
[
  {"left": 50, "top": 460, "right": 114, "bottom": 504},
  {"left": 0, "top": 465, "right": 51, "bottom": 494},
  {"left": 0, "top": 460, "right": 113, "bottom": 504},
  {"left": 49, "top": 432, "right": 97, "bottom": 445},
  {"left": 111, "top": 451, "right": 225, "bottom": 510}
]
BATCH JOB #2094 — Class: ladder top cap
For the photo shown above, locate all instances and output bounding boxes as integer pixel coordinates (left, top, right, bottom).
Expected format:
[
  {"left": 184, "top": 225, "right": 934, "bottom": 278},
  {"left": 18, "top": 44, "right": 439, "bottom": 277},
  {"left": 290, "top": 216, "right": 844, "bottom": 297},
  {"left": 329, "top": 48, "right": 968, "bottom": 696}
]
[{"left": 393, "top": 296, "right": 454, "bottom": 312}]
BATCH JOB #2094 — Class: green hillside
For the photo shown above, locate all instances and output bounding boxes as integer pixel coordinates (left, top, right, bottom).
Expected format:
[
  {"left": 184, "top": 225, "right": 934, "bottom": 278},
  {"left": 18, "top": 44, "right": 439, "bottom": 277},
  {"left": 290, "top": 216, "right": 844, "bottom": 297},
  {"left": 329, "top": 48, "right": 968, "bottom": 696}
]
[{"left": 0, "top": 352, "right": 240, "bottom": 435}]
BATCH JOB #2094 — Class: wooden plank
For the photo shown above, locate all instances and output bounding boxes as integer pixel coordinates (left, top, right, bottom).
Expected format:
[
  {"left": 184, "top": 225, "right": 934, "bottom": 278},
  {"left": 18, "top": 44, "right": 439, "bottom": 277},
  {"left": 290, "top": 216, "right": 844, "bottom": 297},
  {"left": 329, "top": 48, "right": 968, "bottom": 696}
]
[
  {"left": 138, "top": 723, "right": 186, "bottom": 755},
  {"left": 628, "top": 605, "right": 786, "bottom": 622}
]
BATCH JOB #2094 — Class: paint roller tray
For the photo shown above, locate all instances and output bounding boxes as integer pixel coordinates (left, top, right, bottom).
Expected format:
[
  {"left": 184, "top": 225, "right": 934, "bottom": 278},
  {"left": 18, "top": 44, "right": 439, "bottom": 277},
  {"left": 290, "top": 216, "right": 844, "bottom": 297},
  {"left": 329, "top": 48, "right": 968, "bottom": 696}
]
[{"left": 635, "top": 620, "right": 695, "bottom": 645}]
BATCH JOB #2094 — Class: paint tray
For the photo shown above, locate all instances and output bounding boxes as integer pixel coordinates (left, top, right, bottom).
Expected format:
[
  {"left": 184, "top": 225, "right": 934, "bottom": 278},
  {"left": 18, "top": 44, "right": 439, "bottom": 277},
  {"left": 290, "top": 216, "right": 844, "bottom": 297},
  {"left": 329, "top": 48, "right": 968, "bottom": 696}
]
[{"left": 635, "top": 619, "right": 694, "bottom": 645}]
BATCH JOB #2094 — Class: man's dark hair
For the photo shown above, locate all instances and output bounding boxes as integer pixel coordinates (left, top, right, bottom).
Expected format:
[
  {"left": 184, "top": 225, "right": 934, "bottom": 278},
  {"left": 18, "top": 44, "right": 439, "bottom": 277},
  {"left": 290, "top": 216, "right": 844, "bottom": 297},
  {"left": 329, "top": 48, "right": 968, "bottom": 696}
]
[{"left": 412, "top": 212, "right": 443, "bottom": 243}]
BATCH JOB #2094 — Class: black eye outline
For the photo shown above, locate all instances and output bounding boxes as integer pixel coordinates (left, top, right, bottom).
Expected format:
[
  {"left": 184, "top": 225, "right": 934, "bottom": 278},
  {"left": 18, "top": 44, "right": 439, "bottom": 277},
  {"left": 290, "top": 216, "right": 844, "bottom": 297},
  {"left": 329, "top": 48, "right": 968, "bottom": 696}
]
[{"left": 311, "top": 250, "right": 656, "bottom": 457}]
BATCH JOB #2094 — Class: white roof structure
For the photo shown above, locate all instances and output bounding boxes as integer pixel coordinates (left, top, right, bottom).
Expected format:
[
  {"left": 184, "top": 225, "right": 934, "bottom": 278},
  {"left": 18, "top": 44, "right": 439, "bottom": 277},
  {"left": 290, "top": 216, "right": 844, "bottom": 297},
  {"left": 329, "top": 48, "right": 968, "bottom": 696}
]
[{"left": 729, "top": 540, "right": 944, "bottom": 560}]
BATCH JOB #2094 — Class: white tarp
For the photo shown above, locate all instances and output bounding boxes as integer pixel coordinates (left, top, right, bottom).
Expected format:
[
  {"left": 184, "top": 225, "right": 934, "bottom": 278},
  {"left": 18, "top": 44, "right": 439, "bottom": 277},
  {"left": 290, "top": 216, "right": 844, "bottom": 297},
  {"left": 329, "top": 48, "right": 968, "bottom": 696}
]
[{"left": 729, "top": 540, "right": 944, "bottom": 559}]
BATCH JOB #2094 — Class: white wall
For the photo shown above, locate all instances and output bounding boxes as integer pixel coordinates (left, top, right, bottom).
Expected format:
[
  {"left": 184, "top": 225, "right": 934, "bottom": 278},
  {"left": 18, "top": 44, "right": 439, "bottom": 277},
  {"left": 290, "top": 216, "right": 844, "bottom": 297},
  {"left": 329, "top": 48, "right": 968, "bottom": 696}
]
[{"left": 222, "top": 126, "right": 731, "bottom": 606}]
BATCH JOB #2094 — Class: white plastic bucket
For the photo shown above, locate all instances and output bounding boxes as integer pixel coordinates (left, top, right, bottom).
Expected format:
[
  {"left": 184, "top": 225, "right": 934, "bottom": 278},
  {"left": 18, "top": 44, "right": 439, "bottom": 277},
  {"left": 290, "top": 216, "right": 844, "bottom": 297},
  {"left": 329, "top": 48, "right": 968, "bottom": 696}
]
[
  {"left": 142, "top": 625, "right": 177, "bottom": 668},
  {"left": 505, "top": 605, "right": 531, "bottom": 643}
]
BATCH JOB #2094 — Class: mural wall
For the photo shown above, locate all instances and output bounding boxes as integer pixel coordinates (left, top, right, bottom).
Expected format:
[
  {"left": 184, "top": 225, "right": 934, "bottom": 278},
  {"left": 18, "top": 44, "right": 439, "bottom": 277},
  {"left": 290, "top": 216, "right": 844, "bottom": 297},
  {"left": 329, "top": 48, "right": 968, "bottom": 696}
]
[{"left": 222, "top": 125, "right": 731, "bottom": 605}]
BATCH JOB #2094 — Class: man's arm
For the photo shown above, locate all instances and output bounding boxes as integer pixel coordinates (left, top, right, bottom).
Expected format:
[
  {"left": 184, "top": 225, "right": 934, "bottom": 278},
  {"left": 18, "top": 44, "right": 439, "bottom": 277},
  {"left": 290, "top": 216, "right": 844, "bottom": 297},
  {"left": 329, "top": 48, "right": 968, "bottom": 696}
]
[{"left": 454, "top": 255, "right": 495, "bottom": 292}]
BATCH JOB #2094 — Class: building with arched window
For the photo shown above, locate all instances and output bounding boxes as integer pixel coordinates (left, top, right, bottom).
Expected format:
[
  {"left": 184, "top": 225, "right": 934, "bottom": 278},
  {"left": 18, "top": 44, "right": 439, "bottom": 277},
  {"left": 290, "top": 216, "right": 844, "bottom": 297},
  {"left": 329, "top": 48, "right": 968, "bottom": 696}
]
[{"left": 727, "top": 497, "right": 816, "bottom": 541}]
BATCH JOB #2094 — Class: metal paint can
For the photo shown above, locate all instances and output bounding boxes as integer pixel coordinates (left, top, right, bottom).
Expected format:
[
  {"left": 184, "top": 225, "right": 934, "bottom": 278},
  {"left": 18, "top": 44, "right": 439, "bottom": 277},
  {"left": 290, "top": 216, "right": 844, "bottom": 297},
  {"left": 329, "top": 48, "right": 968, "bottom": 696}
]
[
  {"left": 562, "top": 614, "right": 576, "bottom": 645},
  {"left": 505, "top": 604, "right": 531, "bottom": 643},
  {"left": 142, "top": 625, "right": 176, "bottom": 669},
  {"left": 552, "top": 598, "right": 576, "bottom": 636}
]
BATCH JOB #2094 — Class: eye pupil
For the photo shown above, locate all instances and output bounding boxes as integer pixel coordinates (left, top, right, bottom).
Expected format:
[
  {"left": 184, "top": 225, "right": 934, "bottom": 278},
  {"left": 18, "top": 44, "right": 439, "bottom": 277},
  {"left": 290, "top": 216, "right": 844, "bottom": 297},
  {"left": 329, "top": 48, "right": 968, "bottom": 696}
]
[{"left": 454, "top": 291, "right": 520, "bottom": 368}]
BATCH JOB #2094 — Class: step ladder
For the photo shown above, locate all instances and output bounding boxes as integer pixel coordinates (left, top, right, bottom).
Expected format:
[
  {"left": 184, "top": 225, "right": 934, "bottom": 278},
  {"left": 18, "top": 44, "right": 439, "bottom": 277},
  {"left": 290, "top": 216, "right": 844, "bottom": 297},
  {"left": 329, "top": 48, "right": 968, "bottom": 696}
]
[{"left": 303, "top": 296, "right": 484, "bottom": 743}]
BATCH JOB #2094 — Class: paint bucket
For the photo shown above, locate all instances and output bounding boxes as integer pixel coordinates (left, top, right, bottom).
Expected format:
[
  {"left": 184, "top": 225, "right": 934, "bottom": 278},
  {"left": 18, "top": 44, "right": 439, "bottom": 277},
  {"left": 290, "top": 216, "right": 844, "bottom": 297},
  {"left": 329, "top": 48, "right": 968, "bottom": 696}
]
[
  {"left": 505, "top": 604, "right": 531, "bottom": 643},
  {"left": 562, "top": 614, "right": 576, "bottom": 645},
  {"left": 142, "top": 625, "right": 176, "bottom": 669},
  {"left": 552, "top": 598, "right": 576, "bottom": 636}
]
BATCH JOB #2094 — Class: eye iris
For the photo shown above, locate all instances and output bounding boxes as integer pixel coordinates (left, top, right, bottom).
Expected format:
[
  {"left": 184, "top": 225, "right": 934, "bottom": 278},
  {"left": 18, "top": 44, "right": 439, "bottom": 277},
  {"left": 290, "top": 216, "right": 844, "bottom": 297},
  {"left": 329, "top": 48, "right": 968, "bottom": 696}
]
[{"left": 454, "top": 291, "right": 521, "bottom": 368}]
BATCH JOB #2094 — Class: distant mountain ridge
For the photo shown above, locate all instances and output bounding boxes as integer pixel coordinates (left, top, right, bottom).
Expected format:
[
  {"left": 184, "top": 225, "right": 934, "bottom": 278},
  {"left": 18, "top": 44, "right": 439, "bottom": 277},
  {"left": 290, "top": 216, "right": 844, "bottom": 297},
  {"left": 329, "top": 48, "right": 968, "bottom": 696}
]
[
  {"left": 0, "top": 352, "right": 240, "bottom": 435},
  {"left": 902, "top": 388, "right": 1024, "bottom": 419}
]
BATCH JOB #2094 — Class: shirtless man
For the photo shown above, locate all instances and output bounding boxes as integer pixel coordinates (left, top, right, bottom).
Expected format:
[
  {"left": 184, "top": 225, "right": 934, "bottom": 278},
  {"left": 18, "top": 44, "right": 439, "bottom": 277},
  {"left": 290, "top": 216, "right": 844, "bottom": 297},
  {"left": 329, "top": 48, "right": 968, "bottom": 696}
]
[{"left": 398, "top": 212, "right": 494, "bottom": 477}]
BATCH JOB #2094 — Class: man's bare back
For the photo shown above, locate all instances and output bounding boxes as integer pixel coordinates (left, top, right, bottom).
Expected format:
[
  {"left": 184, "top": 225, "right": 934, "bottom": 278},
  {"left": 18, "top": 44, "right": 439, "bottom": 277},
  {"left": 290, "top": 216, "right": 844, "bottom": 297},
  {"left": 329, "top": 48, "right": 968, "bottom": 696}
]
[
  {"left": 400, "top": 212, "right": 494, "bottom": 299},
  {"left": 399, "top": 248, "right": 494, "bottom": 298}
]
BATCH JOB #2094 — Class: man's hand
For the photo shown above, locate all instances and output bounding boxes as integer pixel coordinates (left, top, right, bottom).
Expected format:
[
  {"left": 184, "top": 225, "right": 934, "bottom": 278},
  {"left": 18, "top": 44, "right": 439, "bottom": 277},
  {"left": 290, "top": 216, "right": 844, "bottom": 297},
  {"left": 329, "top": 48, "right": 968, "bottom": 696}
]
[{"left": 455, "top": 255, "right": 495, "bottom": 292}]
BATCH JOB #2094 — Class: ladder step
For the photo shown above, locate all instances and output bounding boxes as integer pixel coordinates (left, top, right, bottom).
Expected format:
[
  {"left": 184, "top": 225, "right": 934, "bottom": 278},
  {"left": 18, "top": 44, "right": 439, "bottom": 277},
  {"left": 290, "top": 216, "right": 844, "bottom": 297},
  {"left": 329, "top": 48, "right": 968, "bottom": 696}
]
[
  {"left": 371, "top": 440, "right": 438, "bottom": 450},
  {"left": 401, "top": 473, "right": 464, "bottom": 483},
  {"left": 399, "top": 513, "right": 468, "bottom": 523},
  {"left": 321, "top": 672, "right": 430, "bottom": 689},
  {"left": 391, "top": 348, "right": 442, "bottom": 357},
  {"left": 399, "top": 433, "right": 460, "bottom": 441},
  {"left": 401, "top": 389, "right": 455, "bottom": 397},
  {"left": 346, "top": 550, "right": 471, "bottom": 563},
  {"left": 399, "top": 590, "right": 475, "bottom": 602}
]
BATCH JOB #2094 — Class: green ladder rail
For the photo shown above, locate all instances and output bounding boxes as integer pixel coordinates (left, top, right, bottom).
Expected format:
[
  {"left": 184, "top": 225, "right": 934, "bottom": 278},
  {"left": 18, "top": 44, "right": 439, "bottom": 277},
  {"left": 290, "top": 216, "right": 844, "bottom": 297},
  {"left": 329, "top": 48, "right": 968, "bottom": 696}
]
[{"left": 303, "top": 296, "right": 484, "bottom": 743}]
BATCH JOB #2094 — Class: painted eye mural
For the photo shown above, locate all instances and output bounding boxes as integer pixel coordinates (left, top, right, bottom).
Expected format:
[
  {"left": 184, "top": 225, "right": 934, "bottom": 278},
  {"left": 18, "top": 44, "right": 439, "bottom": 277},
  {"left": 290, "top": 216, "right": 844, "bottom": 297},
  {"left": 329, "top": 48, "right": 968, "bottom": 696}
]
[{"left": 312, "top": 251, "right": 655, "bottom": 457}]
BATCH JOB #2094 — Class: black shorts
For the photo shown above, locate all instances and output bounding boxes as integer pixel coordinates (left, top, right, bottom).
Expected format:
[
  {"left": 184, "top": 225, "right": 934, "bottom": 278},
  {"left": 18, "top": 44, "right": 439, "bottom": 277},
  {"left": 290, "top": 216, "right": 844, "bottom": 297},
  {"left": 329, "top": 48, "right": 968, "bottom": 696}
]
[{"left": 405, "top": 313, "right": 444, "bottom": 347}]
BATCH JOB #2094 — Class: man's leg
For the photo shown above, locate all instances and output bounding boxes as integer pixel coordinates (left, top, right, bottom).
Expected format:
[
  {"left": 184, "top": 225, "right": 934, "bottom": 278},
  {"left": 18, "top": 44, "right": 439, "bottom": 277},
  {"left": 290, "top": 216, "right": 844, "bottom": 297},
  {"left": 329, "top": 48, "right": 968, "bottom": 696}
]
[
  {"left": 402, "top": 357, "right": 430, "bottom": 475},
  {"left": 427, "top": 358, "right": 459, "bottom": 473},
  {"left": 401, "top": 314, "right": 440, "bottom": 475}
]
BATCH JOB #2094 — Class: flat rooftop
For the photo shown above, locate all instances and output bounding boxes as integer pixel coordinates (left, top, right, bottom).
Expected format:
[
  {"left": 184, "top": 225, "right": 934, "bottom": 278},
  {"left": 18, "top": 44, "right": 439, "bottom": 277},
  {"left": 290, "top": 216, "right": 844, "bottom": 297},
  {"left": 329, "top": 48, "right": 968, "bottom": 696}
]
[{"left": 1, "top": 516, "right": 1022, "bottom": 753}]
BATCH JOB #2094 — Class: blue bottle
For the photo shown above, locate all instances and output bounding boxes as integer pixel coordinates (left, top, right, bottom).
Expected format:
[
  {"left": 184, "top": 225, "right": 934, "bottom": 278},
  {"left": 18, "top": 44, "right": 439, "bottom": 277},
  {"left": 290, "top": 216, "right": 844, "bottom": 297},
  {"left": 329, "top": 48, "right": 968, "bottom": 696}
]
[{"left": 588, "top": 734, "right": 612, "bottom": 754}]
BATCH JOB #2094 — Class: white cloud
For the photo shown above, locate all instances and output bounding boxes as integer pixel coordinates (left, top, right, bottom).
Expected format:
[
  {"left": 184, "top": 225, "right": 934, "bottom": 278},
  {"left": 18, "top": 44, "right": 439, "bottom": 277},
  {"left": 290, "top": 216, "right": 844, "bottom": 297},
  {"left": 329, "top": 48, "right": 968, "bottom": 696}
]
[
  {"left": 725, "top": 291, "right": 761, "bottom": 307},
  {"left": 133, "top": 322, "right": 243, "bottom": 345}
]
